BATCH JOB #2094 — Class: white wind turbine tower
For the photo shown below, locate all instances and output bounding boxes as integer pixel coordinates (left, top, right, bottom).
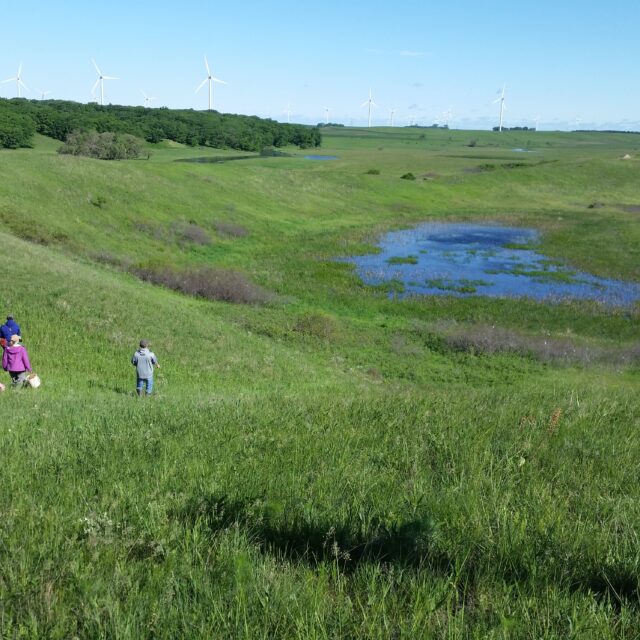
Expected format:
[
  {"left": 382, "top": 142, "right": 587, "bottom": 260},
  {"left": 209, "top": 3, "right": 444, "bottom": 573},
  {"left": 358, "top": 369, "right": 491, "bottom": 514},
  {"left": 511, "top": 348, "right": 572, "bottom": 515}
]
[
  {"left": 195, "top": 56, "right": 226, "bottom": 111},
  {"left": 361, "top": 88, "right": 377, "bottom": 127},
  {"left": 141, "top": 90, "right": 156, "bottom": 107},
  {"left": 91, "top": 59, "right": 118, "bottom": 106},
  {"left": 493, "top": 84, "right": 507, "bottom": 131},
  {"left": 324, "top": 107, "right": 330, "bottom": 124},
  {"left": 388, "top": 108, "right": 396, "bottom": 126},
  {"left": 39, "top": 90, "right": 51, "bottom": 100},
  {"left": 442, "top": 107, "right": 453, "bottom": 128},
  {"left": 284, "top": 103, "right": 292, "bottom": 123},
  {"left": 2, "top": 63, "right": 28, "bottom": 97}
]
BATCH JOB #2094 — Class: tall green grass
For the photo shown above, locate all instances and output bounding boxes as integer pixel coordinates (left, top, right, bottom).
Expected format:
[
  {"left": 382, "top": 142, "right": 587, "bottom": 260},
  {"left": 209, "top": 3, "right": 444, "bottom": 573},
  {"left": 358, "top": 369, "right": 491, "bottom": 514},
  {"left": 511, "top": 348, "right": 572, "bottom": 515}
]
[{"left": 0, "top": 128, "right": 639, "bottom": 637}]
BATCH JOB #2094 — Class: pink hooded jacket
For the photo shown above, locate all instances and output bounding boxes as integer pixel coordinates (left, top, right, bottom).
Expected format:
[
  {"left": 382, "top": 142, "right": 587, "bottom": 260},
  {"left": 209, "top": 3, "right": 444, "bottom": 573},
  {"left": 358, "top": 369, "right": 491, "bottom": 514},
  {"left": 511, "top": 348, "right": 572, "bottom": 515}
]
[{"left": 2, "top": 345, "right": 32, "bottom": 373}]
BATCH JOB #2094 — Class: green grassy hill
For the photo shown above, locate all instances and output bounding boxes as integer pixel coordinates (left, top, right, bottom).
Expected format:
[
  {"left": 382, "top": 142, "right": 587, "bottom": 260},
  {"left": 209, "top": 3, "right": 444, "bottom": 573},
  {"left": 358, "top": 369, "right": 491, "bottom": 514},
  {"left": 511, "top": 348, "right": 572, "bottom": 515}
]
[{"left": 0, "top": 128, "right": 639, "bottom": 638}]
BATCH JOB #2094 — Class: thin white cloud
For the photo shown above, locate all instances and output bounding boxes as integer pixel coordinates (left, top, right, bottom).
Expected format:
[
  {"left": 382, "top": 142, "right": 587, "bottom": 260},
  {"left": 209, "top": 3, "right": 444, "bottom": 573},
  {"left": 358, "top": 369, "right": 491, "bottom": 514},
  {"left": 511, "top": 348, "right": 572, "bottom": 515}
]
[
  {"left": 366, "top": 48, "right": 429, "bottom": 58},
  {"left": 397, "top": 50, "right": 426, "bottom": 57}
]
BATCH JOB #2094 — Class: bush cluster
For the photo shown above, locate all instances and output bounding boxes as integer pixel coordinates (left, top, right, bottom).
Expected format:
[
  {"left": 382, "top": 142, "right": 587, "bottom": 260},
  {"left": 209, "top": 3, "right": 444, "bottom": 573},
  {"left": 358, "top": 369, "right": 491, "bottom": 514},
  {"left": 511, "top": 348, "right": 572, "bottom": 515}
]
[
  {"left": 430, "top": 322, "right": 640, "bottom": 366},
  {"left": 132, "top": 265, "right": 274, "bottom": 305},
  {"left": 213, "top": 222, "right": 249, "bottom": 238},
  {"left": 134, "top": 221, "right": 212, "bottom": 246},
  {"left": 59, "top": 130, "right": 144, "bottom": 160},
  {"left": 293, "top": 312, "right": 339, "bottom": 341}
]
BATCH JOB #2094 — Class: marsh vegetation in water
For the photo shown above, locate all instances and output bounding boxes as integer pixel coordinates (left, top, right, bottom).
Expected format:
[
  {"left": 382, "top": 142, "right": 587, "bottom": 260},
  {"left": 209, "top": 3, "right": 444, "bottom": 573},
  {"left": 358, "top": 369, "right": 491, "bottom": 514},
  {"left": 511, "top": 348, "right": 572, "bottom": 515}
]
[{"left": 343, "top": 223, "right": 640, "bottom": 306}]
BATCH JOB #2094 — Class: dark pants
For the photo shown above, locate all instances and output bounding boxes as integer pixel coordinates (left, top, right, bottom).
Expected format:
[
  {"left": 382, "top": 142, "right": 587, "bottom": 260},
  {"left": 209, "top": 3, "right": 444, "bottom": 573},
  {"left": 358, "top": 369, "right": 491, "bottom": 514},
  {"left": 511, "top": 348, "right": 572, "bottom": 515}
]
[{"left": 9, "top": 371, "right": 27, "bottom": 387}]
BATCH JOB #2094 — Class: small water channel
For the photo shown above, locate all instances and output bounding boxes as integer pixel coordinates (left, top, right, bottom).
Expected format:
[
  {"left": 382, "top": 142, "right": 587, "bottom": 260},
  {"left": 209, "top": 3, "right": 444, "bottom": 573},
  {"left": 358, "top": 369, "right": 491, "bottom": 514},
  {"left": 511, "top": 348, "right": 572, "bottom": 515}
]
[{"left": 342, "top": 223, "right": 640, "bottom": 306}]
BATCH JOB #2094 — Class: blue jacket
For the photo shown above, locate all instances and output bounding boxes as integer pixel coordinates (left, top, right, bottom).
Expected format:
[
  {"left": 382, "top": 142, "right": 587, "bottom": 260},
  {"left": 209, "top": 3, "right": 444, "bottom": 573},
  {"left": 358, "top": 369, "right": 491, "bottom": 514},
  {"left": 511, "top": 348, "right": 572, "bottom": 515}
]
[{"left": 0, "top": 319, "right": 20, "bottom": 342}]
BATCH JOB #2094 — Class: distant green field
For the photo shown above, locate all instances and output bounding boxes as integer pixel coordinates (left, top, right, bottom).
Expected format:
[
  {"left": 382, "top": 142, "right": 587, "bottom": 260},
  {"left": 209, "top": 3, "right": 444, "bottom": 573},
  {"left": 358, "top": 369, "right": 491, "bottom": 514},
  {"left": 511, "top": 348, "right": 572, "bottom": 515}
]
[{"left": 0, "top": 127, "right": 639, "bottom": 638}]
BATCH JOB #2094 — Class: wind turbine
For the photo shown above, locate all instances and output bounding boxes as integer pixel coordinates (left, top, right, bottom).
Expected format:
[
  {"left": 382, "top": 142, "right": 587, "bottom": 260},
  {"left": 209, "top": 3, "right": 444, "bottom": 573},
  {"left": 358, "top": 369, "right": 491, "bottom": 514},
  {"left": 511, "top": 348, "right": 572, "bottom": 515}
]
[
  {"left": 493, "top": 84, "right": 507, "bottom": 132},
  {"left": 442, "top": 107, "right": 453, "bottom": 128},
  {"left": 361, "top": 88, "right": 377, "bottom": 127},
  {"left": 91, "top": 59, "right": 118, "bottom": 106},
  {"left": 284, "top": 103, "right": 292, "bottom": 123},
  {"left": 195, "top": 56, "right": 226, "bottom": 111},
  {"left": 534, "top": 115, "right": 540, "bottom": 131},
  {"left": 2, "top": 63, "right": 28, "bottom": 97},
  {"left": 324, "top": 106, "right": 330, "bottom": 124},
  {"left": 141, "top": 90, "right": 156, "bottom": 107},
  {"left": 39, "top": 90, "right": 51, "bottom": 100},
  {"left": 389, "top": 108, "right": 396, "bottom": 126}
]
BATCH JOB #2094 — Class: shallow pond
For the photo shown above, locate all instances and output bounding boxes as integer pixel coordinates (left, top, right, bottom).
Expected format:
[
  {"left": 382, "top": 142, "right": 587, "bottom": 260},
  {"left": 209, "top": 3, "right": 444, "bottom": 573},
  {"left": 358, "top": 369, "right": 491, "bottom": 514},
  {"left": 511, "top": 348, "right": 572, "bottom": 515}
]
[
  {"left": 343, "top": 223, "right": 640, "bottom": 306},
  {"left": 304, "top": 155, "right": 338, "bottom": 160}
]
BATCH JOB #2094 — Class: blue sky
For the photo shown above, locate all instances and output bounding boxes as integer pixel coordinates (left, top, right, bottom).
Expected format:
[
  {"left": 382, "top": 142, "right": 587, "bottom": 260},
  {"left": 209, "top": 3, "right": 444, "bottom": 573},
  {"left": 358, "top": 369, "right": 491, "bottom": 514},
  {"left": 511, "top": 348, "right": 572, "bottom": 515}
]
[{"left": 1, "top": 1, "right": 639, "bottom": 130}]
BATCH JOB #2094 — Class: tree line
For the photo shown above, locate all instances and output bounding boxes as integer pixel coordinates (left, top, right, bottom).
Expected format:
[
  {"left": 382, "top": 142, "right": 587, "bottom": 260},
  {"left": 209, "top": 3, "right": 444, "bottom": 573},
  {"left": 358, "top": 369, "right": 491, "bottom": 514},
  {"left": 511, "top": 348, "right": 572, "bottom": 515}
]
[{"left": 0, "top": 98, "right": 322, "bottom": 151}]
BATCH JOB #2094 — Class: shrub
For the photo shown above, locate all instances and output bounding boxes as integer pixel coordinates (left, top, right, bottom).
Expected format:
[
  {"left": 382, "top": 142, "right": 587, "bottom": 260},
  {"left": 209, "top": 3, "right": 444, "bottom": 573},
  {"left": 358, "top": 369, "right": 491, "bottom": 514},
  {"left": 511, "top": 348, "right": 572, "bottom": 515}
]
[
  {"left": 424, "top": 321, "right": 640, "bottom": 366},
  {"left": 134, "top": 221, "right": 212, "bottom": 246},
  {"left": 59, "top": 130, "right": 144, "bottom": 160},
  {"left": 365, "top": 169, "right": 380, "bottom": 175},
  {"left": 132, "top": 265, "right": 274, "bottom": 305},
  {"left": 91, "top": 251, "right": 126, "bottom": 267},
  {"left": 214, "top": 221, "right": 250, "bottom": 238},
  {"left": 134, "top": 222, "right": 167, "bottom": 242},
  {"left": 171, "top": 222, "right": 212, "bottom": 246},
  {"left": 467, "top": 139, "right": 477, "bottom": 147},
  {"left": 88, "top": 194, "right": 107, "bottom": 208},
  {"left": 293, "top": 312, "right": 339, "bottom": 341},
  {"left": 400, "top": 172, "right": 416, "bottom": 180}
]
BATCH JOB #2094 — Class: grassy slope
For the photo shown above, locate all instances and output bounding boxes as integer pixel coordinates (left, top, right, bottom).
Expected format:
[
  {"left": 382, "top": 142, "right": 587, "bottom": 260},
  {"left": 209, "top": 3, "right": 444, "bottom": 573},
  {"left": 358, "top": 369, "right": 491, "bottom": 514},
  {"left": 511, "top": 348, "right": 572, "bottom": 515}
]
[{"left": 0, "top": 129, "right": 639, "bottom": 638}]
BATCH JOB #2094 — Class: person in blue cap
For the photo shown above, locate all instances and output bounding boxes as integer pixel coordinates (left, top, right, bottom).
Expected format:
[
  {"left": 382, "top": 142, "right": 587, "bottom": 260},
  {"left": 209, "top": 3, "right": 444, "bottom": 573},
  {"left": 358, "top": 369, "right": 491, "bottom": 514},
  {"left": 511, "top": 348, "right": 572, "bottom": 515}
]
[{"left": 0, "top": 315, "right": 20, "bottom": 349}]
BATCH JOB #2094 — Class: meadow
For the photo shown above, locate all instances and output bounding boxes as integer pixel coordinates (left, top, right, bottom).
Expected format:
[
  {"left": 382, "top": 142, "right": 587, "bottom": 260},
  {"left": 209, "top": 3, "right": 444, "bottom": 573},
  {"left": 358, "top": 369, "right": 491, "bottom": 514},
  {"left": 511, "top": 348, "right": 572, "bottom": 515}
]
[{"left": 0, "top": 126, "right": 639, "bottom": 638}]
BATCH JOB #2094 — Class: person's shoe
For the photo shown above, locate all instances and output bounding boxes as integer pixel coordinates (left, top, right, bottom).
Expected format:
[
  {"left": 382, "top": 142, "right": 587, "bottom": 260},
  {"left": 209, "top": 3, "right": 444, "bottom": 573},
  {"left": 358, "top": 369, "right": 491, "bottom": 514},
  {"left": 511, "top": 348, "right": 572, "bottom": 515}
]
[{"left": 137, "top": 389, "right": 143, "bottom": 397}]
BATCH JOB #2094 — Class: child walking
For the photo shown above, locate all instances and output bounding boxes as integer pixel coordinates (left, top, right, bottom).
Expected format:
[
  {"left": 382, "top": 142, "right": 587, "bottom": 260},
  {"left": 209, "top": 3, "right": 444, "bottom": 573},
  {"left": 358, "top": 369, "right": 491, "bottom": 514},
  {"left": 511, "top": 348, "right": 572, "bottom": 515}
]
[
  {"left": 2, "top": 335, "right": 32, "bottom": 387},
  {"left": 131, "top": 339, "right": 160, "bottom": 397}
]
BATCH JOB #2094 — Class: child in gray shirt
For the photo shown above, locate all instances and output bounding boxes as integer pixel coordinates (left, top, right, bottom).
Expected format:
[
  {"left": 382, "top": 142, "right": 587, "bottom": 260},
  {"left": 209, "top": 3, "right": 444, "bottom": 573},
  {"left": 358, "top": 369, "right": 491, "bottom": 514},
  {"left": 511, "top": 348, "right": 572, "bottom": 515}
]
[{"left": 131, "top": 339, "right": 160, "bottom": 396}]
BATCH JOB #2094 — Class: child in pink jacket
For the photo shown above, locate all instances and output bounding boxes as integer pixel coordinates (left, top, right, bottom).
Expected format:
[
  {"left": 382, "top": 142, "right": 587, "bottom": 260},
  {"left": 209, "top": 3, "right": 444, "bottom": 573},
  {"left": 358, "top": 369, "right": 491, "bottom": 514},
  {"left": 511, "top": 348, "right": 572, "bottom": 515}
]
[{"left": 2, "top": 335, "right": 32, "bottom": 387}]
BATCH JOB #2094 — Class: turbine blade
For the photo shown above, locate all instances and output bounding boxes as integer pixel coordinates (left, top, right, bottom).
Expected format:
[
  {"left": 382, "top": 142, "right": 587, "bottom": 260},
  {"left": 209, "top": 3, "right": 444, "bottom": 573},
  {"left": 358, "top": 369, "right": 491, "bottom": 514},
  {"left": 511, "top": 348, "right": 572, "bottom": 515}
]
[
  {"left": 17, "top": 63, "right": 22, "bottom": 76},
  {"left": 360, "top": 100, "right": 369, "bottom": 107},
  {"left": 1, "top": 77, "right": 16, "bottom": 84},
  {"left": 204, "top": 56, "right": 211, "bottom": 76},
  {"left": 19, "top": 80, "right": 29, "bottom": 92},
  {"left": 141, "top": 90, "right": 148, "bottom": 98},
  {"left": 92, "top": 78, "right": 100, "bottom": 94},
  {"left": 212, "top": 77, "right": 226, "bottom": 84},
  {"left": 195, "top": 78, "right": 208, "bottom": 93},
  {"left": 103, "top": 76, "right": 118, "bottom": 80},
  {"left": 92, "top": 58, "right": 102, "bottom": 75}
]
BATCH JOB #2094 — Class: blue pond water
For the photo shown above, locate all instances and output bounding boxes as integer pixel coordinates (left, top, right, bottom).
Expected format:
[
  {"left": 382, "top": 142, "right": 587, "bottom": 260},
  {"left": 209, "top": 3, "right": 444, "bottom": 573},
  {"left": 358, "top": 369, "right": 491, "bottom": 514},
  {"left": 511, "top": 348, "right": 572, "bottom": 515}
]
[
  {"left": 304, "top": 155, "right": 338, "bottom": 160},
  {"left": 343, "top": 223, "right": 640, "bottom": 306}
]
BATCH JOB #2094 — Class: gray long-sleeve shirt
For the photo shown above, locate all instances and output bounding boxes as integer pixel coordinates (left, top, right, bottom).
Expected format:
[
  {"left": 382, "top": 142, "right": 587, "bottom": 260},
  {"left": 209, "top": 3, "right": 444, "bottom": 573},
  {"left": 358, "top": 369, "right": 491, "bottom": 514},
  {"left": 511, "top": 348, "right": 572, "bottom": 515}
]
[{"left": 131, "top": 348, "right": 158, "bottom": 378}]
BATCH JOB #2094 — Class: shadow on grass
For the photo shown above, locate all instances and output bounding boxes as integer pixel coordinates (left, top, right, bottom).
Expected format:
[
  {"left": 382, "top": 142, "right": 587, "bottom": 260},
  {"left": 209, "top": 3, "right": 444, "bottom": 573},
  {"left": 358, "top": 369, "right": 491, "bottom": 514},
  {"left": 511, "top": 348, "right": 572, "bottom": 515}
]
[
  {"left": 174, "top": 493, "right": 639, "bottom": 609},
  {"left": 175, "top": 494, "right": 451, "bottom": 573},
  {"left": 87, "top": 380, "right": 133, "bottom": 396}
]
